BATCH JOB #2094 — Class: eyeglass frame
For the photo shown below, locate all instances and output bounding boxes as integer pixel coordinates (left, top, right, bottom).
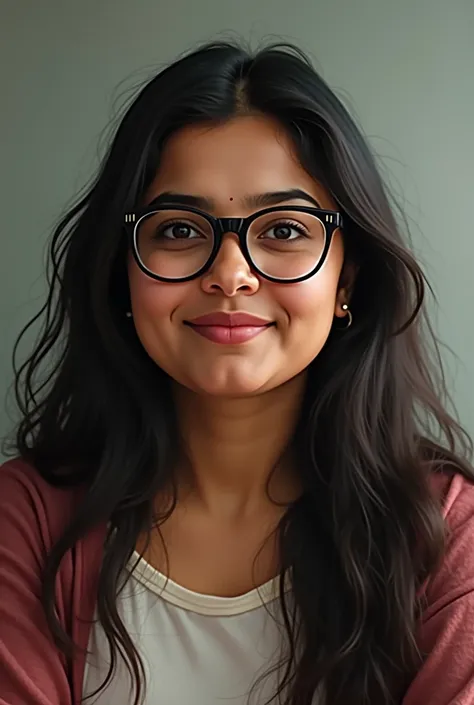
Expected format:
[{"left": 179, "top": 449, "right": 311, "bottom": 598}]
[{"left": 124, "top": 200, "right": 343, "bottom": 284}]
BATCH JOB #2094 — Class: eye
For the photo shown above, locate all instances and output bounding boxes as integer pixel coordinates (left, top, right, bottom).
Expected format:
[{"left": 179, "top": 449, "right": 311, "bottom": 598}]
[
  {"left": 158, "top": 221, "right": 203, "bottom": 240},
  {"left": 262, "top": 221, "right": 308, "bottom": 241}
]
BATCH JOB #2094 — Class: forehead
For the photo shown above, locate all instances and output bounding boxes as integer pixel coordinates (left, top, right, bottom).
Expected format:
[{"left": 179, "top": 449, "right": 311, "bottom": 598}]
[{"left": 146, "top": 115, "right": 335, "bottom": 211}]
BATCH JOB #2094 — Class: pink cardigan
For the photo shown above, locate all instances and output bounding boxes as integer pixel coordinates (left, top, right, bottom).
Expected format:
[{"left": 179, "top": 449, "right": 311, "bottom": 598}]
[{"left": 1, "top": 458, "right": 474, "bottom": 705}]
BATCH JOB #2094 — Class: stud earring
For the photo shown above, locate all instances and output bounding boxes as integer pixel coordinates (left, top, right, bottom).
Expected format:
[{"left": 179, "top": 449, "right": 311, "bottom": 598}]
[{"left": 126, "top": 311, "right": 132, "bottom": 319}]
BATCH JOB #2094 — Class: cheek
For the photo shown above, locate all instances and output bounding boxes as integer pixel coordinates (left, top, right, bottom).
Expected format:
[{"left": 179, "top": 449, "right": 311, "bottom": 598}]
[
  {"left": 275, "top": 274, "right": 339, "bottom": 327},
  {"left": 128, "top": 262, "right": 190, "bottom": 351},
  {"left": 276, "top": 235, "right": 344, "bottom": 323},
  {"left": 271, "top": 277, "right": 338, "bottom": 370},
  {"left": 128, "top": 261, "right": 184, "bottom": 317}
]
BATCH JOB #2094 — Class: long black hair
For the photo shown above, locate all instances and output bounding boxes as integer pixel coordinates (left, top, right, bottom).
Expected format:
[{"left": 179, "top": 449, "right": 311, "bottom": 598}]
[{"left": 7, "top": 40, "right": 473, "bottom": 705}]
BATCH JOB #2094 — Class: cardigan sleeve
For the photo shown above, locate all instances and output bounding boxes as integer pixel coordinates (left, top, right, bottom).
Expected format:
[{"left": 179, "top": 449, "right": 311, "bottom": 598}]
[
  {"left": 402, "top": 473, "right": 474, "bottom": 705},
  {"left": 0, "top": 460, "right": 75, "bottom": 705}
]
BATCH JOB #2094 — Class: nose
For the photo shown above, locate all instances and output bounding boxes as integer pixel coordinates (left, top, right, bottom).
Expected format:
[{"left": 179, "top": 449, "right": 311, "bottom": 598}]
[{"left": 200, "top": 233, "right": 260, "bottom": 297}]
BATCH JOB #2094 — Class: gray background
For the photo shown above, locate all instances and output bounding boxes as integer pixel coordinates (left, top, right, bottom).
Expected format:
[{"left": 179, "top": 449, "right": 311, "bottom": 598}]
[{"left": 1, "top": 0, "right": 473, "bottom": 453}]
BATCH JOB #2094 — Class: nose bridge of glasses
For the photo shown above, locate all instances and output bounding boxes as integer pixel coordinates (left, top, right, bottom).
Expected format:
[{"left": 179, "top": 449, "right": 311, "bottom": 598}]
[
  {"left": 211, "top": 217, "right": 252, "bottom": 274},
  {"left": 216, "top": 217, "right": 246, "bottom": 238}
]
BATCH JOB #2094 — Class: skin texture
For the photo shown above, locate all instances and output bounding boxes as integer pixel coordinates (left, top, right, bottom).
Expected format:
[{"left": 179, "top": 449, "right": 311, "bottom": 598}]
[{"left": 129, "top": 116, "right": 355, "bottom": 595}]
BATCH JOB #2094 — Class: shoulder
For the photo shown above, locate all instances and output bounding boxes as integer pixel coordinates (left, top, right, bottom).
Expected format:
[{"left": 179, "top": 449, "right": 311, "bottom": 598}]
[
  {"left": 0, "top": 459, "right": 105, "bottom": 703},
  {"left": 428, "top": 468, "right": 474, "bottom": 528},
  {"left": 422, "top": 468, "right": 474, "bottom": 607},
  {"left": 0, "top": 457, "right": 83, "bottom": 551},
  {"left": 0, "top": 455, "right": 80, "bottom": 501},
  {"left": 402, "top": 471, "right": 474, "bottom": 703}
]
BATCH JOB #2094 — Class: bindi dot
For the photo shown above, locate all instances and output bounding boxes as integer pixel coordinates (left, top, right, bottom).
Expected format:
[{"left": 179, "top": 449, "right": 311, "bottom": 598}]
[{"left": 229, "top": 197, "right": 234, "bottom": 201}]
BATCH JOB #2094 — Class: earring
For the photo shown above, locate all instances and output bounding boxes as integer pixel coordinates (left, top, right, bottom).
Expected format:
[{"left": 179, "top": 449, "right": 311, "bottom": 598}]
[
  {"left": 126, "top": 311, "right": 132, "bottom": 318},
  {"left": 341, "top": 303, "right": 353, "bottom": 329}
]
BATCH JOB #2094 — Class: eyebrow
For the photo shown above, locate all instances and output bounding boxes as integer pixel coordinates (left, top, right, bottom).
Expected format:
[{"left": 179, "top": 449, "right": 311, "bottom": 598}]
[{"left": 151, "top": 188, "right": 322, "bottom": 210}]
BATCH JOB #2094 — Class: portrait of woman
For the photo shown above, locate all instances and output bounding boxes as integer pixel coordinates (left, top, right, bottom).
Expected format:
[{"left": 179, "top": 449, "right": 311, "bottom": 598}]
[{"left": 0, "top": 41, "right": 473, "bottom": 705}]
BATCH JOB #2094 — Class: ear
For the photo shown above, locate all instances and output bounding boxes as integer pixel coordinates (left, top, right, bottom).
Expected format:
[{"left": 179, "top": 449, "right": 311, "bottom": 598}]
[{"left": 334, "top": 260, "right": 359, "bottom": 318}]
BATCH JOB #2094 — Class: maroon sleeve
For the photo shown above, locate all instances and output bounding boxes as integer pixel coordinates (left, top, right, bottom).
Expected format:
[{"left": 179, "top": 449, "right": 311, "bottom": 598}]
[
  {"left": 0, "top": 460, "right": 74, "bottom": 705},
  {"left": 403, "top": 473, "right": 474, "bottom": 705}
]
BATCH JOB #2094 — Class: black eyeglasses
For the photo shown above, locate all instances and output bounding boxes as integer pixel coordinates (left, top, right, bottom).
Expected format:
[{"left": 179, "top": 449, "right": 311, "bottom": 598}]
[{"left": 124, "top": 201, "right": 343, "bottom": 284}]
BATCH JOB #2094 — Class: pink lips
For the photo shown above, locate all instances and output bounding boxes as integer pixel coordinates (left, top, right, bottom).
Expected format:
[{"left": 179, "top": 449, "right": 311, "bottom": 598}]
[{"left": 185, "top": 312, "right": 274, "bottom": 345}]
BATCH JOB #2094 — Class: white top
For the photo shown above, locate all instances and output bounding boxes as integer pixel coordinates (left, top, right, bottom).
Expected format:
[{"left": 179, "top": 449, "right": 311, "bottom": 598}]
[{"left": 82, "top": 552, "right": 294, "bottom": 705}]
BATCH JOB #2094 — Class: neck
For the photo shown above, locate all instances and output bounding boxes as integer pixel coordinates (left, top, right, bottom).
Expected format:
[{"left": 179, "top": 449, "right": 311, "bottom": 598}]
[{"left": 172, "top": 374, "right": 306, "bottom": 516}]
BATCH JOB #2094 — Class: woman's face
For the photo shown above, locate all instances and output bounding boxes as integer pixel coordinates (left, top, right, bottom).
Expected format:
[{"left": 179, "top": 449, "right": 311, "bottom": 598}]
[{"left": 128, "top": 115, "right": 351, "bottom": 397}]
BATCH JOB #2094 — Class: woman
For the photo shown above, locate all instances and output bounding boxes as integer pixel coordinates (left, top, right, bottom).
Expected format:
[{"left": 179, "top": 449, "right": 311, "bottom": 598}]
[{"left": 0, "top": 40, "right": 473, "bottom": 705}]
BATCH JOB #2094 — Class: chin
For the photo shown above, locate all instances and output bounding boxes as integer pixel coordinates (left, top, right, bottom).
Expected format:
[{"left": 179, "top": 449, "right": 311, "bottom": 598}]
[{"left": 185, "top": 365, "right": 273, "bottom": 398}]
